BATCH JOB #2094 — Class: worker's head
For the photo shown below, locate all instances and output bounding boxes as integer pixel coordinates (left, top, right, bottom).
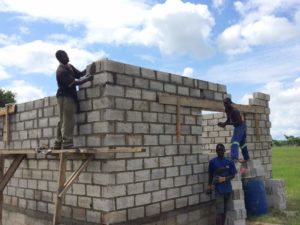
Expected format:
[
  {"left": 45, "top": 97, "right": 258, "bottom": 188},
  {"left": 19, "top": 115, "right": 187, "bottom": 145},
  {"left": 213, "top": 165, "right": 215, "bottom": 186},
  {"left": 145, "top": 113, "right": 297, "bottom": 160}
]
[
  {"left": 223, "top": 97, "right": 232, "bottom": 109},
  {"left": 216, "top": 143, "right": 225, "bottom": 158},
  {"left": 55, "top": 50, "right": 69, "bottom": 65}
]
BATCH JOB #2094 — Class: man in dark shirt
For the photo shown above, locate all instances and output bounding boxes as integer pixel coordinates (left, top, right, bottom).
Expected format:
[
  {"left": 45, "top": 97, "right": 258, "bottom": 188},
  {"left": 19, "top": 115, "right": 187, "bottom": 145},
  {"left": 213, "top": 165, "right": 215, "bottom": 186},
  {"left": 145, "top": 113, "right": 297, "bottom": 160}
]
[
  {"left": 53, "top": 50, "right": 93, "bottom": 149},
  {"left": 218, "top": 97, "right": 250, "bottom": 161},
  {"left": 207, "top": 143, "right": 237, "bottom": 225}
]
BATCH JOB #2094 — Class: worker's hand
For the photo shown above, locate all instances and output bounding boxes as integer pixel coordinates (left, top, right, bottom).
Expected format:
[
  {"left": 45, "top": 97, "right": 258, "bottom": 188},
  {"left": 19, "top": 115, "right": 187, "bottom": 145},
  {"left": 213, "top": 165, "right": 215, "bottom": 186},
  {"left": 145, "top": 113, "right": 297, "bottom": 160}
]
[
  {"left": 218, "top": 176, "right": 226, "bottom": 183},
  {"left": 206, "top": 185, "right": 213, "bottom": 195},
  {"left": 217, "top": 122, "right": 226, "bottom": 128}
]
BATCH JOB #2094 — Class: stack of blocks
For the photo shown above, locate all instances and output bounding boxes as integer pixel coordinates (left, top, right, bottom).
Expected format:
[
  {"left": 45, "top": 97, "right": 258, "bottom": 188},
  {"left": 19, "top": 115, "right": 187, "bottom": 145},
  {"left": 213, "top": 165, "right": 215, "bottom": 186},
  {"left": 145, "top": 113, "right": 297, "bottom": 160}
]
[
  {"left": 265, "top": 179, "right": 286, "bottom": 210},
  {"left": 0, "top": 59, "right": 272, "bottom": 225}
]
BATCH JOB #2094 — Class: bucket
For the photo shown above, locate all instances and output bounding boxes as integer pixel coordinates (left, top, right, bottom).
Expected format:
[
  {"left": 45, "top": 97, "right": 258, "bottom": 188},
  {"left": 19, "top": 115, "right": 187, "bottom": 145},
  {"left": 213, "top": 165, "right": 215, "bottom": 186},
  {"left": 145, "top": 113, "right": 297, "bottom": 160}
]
[{"left": 243, "top": 177, "right": 268, "bottom": 216}]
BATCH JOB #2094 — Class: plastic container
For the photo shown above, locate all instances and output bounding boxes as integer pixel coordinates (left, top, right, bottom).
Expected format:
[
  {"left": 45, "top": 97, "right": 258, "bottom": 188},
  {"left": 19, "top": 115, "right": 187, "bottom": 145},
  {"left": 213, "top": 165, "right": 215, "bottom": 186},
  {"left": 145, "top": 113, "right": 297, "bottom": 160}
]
[{"left": 243, "top": 177, "right": 268, "bottom": 216}]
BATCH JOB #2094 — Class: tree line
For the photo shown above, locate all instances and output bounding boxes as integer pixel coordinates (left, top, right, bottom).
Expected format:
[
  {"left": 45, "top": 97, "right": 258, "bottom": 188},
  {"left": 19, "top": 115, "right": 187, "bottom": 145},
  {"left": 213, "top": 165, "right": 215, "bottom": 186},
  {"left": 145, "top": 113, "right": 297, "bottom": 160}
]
[
  {"left": 0, "top": 89, "right": 16, "bottom": 107},
  {"left": 273, "top": 135, "right": 300, "bottom": 146}
]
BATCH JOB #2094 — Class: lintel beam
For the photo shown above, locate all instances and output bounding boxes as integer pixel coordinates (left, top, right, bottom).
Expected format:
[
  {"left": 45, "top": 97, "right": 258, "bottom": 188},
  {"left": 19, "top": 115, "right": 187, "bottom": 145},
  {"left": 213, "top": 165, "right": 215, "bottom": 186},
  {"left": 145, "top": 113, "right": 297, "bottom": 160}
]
[{"left": 158, "top": 95, "right": 266, "bottom": 114}]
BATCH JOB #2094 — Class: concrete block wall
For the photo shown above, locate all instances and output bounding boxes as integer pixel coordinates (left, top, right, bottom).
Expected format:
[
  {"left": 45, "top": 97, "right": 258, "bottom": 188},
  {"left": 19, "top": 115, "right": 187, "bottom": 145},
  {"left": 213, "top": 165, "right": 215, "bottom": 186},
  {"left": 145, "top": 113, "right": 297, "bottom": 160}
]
[
  {"left": 0, "top": 59, "right": 271, "bottom": 224},
  {"left": 201, "top": 92, "right": 272, "bottom": 179}
]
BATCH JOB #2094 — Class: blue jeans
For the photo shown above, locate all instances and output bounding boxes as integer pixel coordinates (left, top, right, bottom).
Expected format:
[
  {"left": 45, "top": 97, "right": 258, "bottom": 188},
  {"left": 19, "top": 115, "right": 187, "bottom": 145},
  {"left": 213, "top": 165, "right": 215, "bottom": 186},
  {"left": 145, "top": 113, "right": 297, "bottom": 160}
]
[{"left": 231, "top": 123, "right": 250, "bottom": 160}]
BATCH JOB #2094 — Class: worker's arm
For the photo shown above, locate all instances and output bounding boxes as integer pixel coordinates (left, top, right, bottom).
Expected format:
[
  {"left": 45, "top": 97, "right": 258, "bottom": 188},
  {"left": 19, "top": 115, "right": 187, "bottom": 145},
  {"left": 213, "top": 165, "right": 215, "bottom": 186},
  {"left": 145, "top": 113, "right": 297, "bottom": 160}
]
[
  {"left": 217, "top": 110, "right": 231, "bottom": 127},
  {"left": 218, "top": 160, "right": 237, "bottom": 183},
  {"left": 68, "top": 74, "right": 93, "bottom": 87}
]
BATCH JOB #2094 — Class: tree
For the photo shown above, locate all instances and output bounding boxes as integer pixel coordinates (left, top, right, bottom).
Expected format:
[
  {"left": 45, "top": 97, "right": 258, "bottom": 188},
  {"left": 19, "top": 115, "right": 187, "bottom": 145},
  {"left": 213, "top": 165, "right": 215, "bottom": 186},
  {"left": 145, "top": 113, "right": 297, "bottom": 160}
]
[{"left": 0, "top": 89, "right": 16, "bottom": 107}]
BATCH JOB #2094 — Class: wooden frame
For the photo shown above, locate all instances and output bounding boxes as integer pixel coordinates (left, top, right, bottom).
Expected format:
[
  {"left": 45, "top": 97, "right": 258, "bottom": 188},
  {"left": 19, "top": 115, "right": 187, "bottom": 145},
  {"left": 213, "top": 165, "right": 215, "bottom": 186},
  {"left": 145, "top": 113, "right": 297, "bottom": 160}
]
[{"left": 0, "top": 146, "right": 144, "bottom": 225}]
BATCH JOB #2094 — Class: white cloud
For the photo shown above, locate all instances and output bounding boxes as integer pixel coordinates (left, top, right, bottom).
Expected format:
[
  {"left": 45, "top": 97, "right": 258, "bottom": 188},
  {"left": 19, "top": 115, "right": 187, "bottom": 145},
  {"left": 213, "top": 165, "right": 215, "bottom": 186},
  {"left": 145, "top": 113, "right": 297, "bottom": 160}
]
[
  {"left": 205, "top": 40, "right": 300, "bottom": 84},
  {"left": 219, "top": 0, "right": 300, "bottom": 55},
  {"left": 3, "top": 80, "right": 46, "bottom": 103},
  {"left": 260, "top": 78, "right": 300, "bottom": 139},
  {"left": 0, "top": 40, "right": 106, "bottom": 78},
  {"left": 0, "top": 0, "right": 215, "bottom": 57},
  {"left": 0, "top": 33, "right": 20, "bottom": 46},
  {"left": 212, "top": 0, "right": 225, "bottom": 9},
  {"left": 0, "top": 65, "right": 10, "bottom": 80},
  {"left": 182, "top": 67, "right": 194, "bottom": 78}
]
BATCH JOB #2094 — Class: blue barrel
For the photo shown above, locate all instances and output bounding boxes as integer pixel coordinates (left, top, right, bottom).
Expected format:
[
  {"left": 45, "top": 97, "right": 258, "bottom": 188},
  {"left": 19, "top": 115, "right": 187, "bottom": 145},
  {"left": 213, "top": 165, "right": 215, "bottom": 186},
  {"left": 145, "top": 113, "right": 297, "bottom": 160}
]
[{"left": 243, "top": 177, "right": 268, "bottom": 216}]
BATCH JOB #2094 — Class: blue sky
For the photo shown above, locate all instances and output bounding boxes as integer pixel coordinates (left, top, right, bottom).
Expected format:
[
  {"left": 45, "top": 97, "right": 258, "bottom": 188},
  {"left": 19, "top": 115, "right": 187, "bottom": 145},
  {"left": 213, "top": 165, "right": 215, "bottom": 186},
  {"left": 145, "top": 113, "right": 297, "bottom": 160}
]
[{"left": 0, "top": 0, "right": 300, "bottom": 139}]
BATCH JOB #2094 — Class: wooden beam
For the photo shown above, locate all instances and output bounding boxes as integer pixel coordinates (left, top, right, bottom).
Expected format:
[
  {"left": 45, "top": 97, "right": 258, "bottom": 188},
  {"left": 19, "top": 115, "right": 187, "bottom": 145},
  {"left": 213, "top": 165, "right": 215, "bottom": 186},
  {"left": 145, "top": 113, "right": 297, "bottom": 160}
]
[
  {"left": 0, "top": 147, "right": 145, "bottom": 155},
  {"left": 158, "top": 95, "right": 266, "bottom": 114},
  {"left": 0, "top": 156, "right": 4, "bottom": 224},
  {"left": 0, "top": 154, "right": 25, "bottom": 192},
  {"left": 58, "top": 155, "right": 93, "bottom": 198},
  {"left": 255, "top": 113, "right": 260, "bottom": 141},
  {"left": 53, "top": 153, "right": 66, "bottom": 225},
  {"left": 0, "top": 104, "right": 16, "bottom": 116},
  {"left": 176, "top": 97, "right": 181, "bottom": 143}
]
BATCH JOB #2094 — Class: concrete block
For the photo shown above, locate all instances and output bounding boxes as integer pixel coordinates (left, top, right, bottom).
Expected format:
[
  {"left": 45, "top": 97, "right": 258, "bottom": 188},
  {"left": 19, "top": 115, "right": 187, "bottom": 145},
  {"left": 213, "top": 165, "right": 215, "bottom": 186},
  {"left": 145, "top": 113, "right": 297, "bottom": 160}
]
[
  {"left": 144, "top": 158, "right": 159, "bottom": 169},
  {"left": 161, "top": 178, "right": 174, "bottom": 189},
  {"left": 152, "top": 168, "right": 165, "bottom": 179},
  {"left": 142, "top": 90, "right": 156, "bottom": 101},
  {"left": 150, "top": 81, "right": 164, "bottom": 91},
  {"left": 127, "top": 159, "right": 143, "bottom": 170},
  {"left": 141, "top": 68, "right": 155, "bottom": 79},
  {"left": 116, "top": 74, "right": 133, "bottom": 86},
  {"left": 102, "top": 185, "right": 126, "bottom": 198},
  {"left": 102, "top": 210, "right": 127, "bottom": 224},
  {"left": 162, "top": 200, "right": 175, "bottom": 213},
  {"left": 145, "top": 180, "right": 159, "bottom": 192},
  {"left": 126, "top": 87, "right": 142, "bottom": 99},
  {"left": 128, "top": 206, "right": 145, "bottom": 220},
  {"left": 115, "top": 98, "right": 133, "bottom": 110},
  {"left": 93, "top": 173, "right": 115, "bottom": 186},
  {"left": 93, "top": 198, "right": 115, "bottom": 212},
  {"left": 146, "top": 203, "right": 160, "bottom": 216},
  {"left": 152, "top": 190, "right": 166, "bottom": 202},
  {"left": 127, "top": 183, "right": 144, "bottom": 195},
  {"left": 103, "top": 134, "right": 126, "bottom": 146},
  {"left": 166, "top": 167, "right": 179, "bottom": 177},
  {"left": 164, "top": 83, "right": 177, "bottom": 94},
  {"left": 125, "top": 63, "right": 140, "bottom": 76},
  {"left": 134, "top": 77, "right": 149, "bottom": 89},
  {"left": 134, "top": 100, "right": 149, "bottom": 111},
  {"left": 135, "top": 170, "right": 150, "bottom": 182},
  {"left": 178, "top": 86, "right": 189, "bottom": 96},
  {"left": 103, "top": 84, "right": 124, "bottom": 97},
  {"left": 135, "top": 193, "right": 151, "bottom": 206}
]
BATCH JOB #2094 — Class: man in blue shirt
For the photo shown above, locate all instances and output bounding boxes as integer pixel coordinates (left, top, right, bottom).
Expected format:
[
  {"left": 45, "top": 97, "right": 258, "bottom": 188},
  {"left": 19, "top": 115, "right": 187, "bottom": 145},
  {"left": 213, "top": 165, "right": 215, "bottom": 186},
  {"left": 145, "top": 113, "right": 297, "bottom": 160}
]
[{"left": 207, "top": 143, "right": 237, "bottom": 225}]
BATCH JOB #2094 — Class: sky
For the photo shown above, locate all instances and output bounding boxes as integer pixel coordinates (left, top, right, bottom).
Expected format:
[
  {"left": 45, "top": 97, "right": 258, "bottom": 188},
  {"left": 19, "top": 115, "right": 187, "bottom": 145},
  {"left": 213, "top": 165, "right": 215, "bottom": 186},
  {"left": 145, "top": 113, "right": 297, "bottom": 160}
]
[{"left": 0, "top": 0, "right": 300, "bottom": 140}]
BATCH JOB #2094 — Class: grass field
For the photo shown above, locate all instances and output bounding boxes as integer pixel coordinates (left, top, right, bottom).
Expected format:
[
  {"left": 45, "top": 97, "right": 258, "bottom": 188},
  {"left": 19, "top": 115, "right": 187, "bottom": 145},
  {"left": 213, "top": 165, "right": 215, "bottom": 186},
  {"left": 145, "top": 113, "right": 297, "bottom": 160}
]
[{"left": 249, "top": 146, "right": 300, "bottom": 225}]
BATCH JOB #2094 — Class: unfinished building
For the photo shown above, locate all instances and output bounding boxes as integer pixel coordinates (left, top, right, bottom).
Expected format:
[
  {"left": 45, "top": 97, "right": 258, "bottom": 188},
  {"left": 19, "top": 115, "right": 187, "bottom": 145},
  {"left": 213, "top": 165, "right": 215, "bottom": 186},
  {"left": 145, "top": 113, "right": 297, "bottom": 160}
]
[{"left": 0, "top": 59, "right": 274, "bottom": 225}]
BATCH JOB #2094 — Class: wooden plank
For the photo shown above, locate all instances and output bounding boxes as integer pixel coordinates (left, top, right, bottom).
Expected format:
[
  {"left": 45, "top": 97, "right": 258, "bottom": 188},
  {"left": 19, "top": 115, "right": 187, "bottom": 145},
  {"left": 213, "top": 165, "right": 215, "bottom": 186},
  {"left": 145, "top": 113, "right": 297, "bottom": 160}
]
[
  {"left": 255, "top": 113, "right": 260, "bottom": 141},
  {"left": 4, "top": 105, "right": 9, "bottom": 143},
  {"left": 0, "top": 155, "right": 25, "bottom": 192},
  {"left": 53, "top": 153, "right": 66, "bottom": 225},
  {"left": 58, "top": 155, "right": 93, "bottom": 198},
  {"left": 159, "top": 95, "right": 266, "bottom": 114},
  {"left": 176, "top": 97, "right": 181, "bottom": 143},
  {"left": 0, "top": 104, "right": 16, "bottom": 116},
  {"left": 0, "top": 147, "right": 144, "bottom": 155},
  {"left": 0, "top": 156, "right": 4, "bottom": 223}
]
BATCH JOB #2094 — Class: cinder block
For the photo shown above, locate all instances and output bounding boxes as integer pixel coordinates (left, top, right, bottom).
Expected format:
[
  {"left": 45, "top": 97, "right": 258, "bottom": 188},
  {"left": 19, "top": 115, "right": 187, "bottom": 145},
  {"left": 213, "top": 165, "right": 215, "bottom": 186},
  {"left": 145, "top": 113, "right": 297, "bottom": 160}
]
[
  {"left": 126, "top": 87, "right": 142, "bottom": 99},
  {"left": 126, "top": 182, "right": 143, "bottom": 195},
  {"left": 127, "top": 159, "right": 143, "bottom": 170},
  {"left": 135, "top": 193, "right": 151, "bottom": 206},
  {"left": 93, "top": 198, "right": 115, "bottom": 211},
  {"left": 152, "top": 190, "right": 166, "bottom": 202},
  {"left": 135, "top": 170, "right": 150, "bottom": 182},
  {"left": 102, "top": 185, "right": 126, "bottom": 198},
  {"left": 103, "top": 84, "right": 124, "bottom": 97},
  {"left": 128, "top": 206, "right": 145, "bottom": 220}
]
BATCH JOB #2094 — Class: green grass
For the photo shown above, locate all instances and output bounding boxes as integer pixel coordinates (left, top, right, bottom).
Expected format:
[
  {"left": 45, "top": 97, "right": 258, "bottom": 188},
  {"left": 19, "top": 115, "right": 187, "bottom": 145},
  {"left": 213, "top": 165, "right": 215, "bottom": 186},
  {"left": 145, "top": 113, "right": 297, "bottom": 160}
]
[{"left": 248, "top": 146, "right": 300, "bottom": 225}]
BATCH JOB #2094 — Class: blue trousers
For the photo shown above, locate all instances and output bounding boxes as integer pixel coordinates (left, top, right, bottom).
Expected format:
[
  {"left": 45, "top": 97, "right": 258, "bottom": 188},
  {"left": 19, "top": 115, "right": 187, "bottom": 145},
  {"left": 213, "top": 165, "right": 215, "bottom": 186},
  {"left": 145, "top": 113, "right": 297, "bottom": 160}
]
[{"left": 231, "top": 123, "right": 250, "bottom": 160}]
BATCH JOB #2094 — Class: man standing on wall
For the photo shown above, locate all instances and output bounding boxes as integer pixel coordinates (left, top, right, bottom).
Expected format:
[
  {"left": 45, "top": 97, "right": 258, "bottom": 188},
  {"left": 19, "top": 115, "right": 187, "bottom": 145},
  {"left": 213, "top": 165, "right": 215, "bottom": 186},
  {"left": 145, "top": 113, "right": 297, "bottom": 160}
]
[
  {"left": 218, "top": 97, "right": 250, "bottom": 162},
  {"left": 53, "top": 50, "right": 93, "bottom": 149},
  {"left": 207, "top": 143, "right": 237, "bottom": 225}
]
